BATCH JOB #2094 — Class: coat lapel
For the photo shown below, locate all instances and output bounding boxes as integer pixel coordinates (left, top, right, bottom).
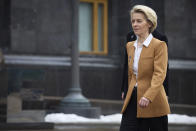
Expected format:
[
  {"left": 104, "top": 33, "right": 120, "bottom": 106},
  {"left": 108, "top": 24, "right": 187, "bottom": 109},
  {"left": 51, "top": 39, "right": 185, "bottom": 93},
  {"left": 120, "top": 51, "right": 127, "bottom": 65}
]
[
  {"left": 138, "top": 38, "right": 154, "bottom": 76},
  {"left": 129, "top": 45, "right": 135, "bottom": 73},
  {"left": 121, "top": 44, "right": 136, "bottom": 113}
]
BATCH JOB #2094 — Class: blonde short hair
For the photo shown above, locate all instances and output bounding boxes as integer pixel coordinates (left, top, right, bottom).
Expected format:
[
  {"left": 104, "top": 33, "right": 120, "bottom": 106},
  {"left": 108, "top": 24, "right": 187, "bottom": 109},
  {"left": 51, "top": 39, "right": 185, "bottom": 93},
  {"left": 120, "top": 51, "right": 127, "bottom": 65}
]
[{"left": 130, "top": 5, "right": 157, "bottom": 33}]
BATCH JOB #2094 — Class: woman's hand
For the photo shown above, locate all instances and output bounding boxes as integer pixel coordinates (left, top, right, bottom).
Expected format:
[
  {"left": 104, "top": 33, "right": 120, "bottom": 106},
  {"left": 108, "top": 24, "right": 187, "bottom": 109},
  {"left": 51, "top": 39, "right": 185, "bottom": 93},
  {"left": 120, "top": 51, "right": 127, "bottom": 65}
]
[{"left": 139, "top": 97, "right": 150, "bottom": 108}]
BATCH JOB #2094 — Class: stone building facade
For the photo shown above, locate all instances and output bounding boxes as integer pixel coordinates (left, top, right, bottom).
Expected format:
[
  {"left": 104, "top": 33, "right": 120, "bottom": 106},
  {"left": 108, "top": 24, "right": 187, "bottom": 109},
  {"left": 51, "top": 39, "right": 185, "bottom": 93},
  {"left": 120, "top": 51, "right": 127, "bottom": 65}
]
[{"left": 0, "top": 0, "right": 196, "bottom": 122}]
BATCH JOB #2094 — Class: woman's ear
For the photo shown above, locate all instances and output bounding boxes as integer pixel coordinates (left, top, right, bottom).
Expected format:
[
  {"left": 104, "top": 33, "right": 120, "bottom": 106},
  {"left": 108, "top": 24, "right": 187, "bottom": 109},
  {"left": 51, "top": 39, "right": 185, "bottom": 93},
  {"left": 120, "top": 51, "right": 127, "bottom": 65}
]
[
  {"left": 147, "top": 20, "right": 153, "bottom": 32},
  {"left": 148, "top": 20, "right": 153, "bottom": 28}
]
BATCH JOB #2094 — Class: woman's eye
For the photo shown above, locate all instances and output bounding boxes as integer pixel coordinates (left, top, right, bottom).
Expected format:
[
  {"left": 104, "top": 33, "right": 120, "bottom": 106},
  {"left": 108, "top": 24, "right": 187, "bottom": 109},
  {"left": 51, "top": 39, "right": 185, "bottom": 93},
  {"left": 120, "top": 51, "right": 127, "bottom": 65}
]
[{"left": 137, "top": 20, "right": 142, "bottom": 23}]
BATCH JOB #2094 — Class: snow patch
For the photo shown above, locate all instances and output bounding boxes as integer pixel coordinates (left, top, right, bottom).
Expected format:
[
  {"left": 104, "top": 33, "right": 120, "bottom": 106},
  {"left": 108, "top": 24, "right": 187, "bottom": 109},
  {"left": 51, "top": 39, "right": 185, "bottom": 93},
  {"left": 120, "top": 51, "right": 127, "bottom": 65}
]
[{"left": 45, "top": 113, "right": 196, "bottom": 124}]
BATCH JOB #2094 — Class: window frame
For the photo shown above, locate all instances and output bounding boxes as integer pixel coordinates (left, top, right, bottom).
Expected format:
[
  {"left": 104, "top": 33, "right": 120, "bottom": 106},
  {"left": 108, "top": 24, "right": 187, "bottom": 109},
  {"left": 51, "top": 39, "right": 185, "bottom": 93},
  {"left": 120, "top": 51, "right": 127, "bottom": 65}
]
[{"left": 79, "top": 0, "right": 108, "bottom": 55}]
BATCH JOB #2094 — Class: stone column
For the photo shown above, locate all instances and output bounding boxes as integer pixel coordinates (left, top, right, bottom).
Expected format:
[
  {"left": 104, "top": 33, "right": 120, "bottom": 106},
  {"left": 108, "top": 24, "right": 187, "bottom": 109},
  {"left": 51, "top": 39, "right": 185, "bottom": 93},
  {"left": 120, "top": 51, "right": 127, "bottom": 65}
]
[{"left": 58, "top": 0, "right": 100, "bottom": 118}]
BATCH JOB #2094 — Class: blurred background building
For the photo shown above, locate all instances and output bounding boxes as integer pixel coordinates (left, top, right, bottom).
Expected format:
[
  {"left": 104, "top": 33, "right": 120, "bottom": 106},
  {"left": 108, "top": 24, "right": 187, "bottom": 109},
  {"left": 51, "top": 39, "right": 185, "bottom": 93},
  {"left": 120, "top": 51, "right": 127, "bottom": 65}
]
[{"left": 0, "top": 0, "right": 196, "bottom": 123}]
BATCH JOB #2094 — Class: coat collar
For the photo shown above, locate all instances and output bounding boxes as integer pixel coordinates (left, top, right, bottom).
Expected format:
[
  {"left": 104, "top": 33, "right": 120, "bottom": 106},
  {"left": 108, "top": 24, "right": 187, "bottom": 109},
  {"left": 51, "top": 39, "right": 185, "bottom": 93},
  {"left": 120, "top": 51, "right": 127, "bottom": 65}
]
[{"left": 133, "top": 33, "right": 153, "bottom": 48}]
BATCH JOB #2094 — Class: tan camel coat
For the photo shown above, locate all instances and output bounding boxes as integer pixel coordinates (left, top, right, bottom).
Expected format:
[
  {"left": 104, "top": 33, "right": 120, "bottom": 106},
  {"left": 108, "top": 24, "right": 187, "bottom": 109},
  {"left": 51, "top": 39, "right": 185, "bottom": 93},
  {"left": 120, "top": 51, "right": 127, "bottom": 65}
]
[{"left": 121, "top": 37, "right": 170, "bottom": 118}]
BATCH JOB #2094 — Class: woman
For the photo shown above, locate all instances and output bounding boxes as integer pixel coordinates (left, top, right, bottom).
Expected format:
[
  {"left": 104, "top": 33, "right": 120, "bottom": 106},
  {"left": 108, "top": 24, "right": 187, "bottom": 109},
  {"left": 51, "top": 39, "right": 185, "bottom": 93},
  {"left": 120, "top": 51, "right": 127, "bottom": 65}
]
[{"left": 120, "top": 5, "right": 170, "bottom": 131}]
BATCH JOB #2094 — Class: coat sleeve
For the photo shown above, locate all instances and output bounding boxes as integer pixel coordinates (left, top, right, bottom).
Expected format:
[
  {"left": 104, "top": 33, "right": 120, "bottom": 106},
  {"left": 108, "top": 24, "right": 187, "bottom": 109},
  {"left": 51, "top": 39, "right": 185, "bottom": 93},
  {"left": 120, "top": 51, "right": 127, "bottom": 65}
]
[
  {"left": 152, "top": 30, "right": 169, "bottom": 96},
  {"left": 143, "top": 41, "right": 168, "bottom": 102}
]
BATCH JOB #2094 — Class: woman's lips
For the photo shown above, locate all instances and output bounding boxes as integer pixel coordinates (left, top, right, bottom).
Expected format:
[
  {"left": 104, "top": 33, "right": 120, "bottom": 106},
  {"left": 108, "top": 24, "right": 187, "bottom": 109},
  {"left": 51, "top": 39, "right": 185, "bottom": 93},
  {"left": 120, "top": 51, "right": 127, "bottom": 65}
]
[{"left": 133, "top": 29, "right": 139, "bottom": 32}]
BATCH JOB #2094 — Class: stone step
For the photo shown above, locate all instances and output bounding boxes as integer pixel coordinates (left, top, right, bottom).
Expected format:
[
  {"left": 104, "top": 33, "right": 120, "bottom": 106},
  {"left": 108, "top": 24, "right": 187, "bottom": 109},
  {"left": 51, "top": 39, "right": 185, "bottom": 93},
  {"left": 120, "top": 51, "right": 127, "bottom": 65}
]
[
  {"left": 0, "top": 122, "right": 54, "bottom": 130},
  {"left": 54, "top": 123, "right": 196, "bottom": 131},
  {"left": 1, "top": 122, "right": 196, "bottom": 131}
]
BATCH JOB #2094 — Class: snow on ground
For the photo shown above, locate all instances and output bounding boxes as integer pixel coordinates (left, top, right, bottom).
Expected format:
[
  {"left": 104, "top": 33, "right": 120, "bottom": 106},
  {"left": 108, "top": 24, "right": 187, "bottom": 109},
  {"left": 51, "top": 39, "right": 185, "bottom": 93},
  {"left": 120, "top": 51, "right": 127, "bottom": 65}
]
[
  {"left": 45, "top": 113, "right": 121, "bottom": 124},
  {"left": 45, "top": 113, "right": 196, "bottom": 124}
]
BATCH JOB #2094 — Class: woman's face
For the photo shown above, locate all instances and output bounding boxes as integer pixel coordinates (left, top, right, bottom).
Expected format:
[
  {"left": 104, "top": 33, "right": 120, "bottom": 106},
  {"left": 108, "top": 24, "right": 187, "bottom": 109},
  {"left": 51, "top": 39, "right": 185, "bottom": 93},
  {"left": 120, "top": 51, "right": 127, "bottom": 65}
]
[{"left": 131, "top": 12, "right": 151, "bottom": 36}]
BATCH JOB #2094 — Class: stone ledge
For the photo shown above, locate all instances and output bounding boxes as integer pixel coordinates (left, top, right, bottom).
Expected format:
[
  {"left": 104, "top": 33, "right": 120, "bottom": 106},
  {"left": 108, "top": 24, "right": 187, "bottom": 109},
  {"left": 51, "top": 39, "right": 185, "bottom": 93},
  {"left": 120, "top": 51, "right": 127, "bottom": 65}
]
[
  {"left": 4, "top": 55, "right": 120, "bottom": 68},
  {"left": 7, "top": 110, "right": 46, "bottom": 123}
]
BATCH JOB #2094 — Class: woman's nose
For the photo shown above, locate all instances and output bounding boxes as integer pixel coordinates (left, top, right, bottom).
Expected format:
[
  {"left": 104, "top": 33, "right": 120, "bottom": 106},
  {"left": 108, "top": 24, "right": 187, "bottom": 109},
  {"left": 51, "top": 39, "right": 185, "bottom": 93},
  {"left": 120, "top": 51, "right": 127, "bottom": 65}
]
[{"left": 132, "top": 22, "right": 137, "bottom": 27}]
